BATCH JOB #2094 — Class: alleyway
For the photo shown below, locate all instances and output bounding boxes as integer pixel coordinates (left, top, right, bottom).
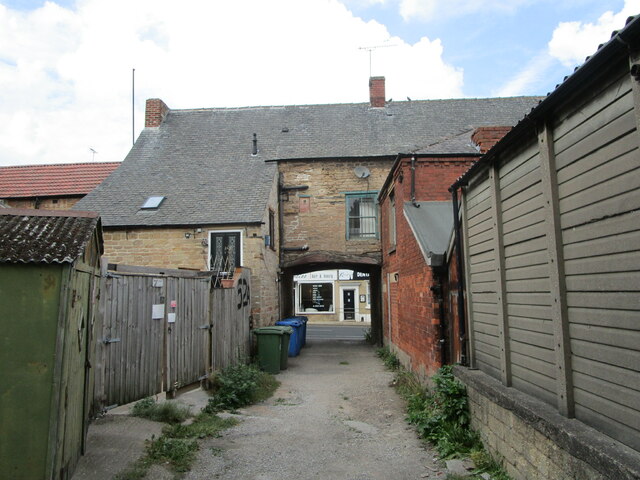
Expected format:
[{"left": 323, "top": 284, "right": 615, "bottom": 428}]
[
  {"left": 185, "top": 340, "right": 444, "bottom": 479},
  {"left": 73, "top": 340, "right": 446, "bottom": 480}
]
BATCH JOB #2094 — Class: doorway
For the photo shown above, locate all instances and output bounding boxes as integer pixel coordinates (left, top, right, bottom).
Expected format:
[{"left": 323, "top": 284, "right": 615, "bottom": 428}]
[{"left": 340, "top": 286, "right": 358, "bottom": 321}]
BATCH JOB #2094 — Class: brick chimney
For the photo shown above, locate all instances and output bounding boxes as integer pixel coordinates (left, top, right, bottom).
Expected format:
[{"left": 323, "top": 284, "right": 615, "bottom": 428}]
[
  {"left": 145, "top": 98, "right": 169, "bottom": 128},
  {"left": 471, "top": 126, "right": 512, "bottom": 154},
  {"left": 369, "top": 76, "right": 385, "bottom": 108}
]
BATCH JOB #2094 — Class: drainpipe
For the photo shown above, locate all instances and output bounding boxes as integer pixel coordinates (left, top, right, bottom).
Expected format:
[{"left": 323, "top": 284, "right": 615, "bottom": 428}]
[
  {"left": 278, "top": 173, "right": 285, "bottom": 319},
  {"left": 410, "top": 157, "right": 420, "bottom": 208},
  {"left": 450, "top": 186, "right": 468, "bottom": 366}
]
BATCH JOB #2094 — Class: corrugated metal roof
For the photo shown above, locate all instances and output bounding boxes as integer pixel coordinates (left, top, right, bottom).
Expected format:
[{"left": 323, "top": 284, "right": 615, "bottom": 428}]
[
  {"left": 0, "top": 162, "right": 120, "bottom": 198},
  {"left": 0, "top": 209, "right": 101, "bottom": 264},
  {"left": 403, "top": 201, "right": 453, "bottom": 267}
]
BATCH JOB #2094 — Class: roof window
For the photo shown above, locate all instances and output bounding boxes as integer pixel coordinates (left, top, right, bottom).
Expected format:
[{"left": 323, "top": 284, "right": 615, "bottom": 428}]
[{"left": 140, "top": 196, "right": 165, "bottom": 210}]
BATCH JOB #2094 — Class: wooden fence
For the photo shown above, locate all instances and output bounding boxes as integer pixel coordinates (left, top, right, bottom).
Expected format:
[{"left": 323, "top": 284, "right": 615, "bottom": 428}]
[
  {"left": 93, "top": 266, "right": 251, "bottom": 410},
  {"left": 459, "top": 56, "right": 639, "bottom": 451}
]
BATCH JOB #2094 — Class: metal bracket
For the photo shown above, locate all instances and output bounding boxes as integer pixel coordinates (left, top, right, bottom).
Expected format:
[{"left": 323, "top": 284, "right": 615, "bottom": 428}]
[{"left": 102, "top": 337, "right": 121, "bottom": 344}]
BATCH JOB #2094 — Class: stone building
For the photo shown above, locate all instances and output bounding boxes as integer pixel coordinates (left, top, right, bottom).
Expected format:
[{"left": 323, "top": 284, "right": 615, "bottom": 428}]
[
  {"left": 77, "top": 79, "right": 539, "bottom": 330},
  {"left": 0, "top": 162, "right": 119, "bottom": 210}
]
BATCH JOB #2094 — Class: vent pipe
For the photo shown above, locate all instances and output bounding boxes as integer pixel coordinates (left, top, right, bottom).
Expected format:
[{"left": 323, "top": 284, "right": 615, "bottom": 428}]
[{"left": 252, "top": 133, "right": 258, "bottom": 155}]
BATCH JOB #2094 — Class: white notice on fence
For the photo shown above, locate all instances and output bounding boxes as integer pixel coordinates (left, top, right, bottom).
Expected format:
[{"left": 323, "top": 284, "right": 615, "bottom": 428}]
[
  {"left": 167, "top": 313, "right": 176, "bottom": 323},
  {"left": 152, "top": 304, "right": 165, "bottom": 320}
]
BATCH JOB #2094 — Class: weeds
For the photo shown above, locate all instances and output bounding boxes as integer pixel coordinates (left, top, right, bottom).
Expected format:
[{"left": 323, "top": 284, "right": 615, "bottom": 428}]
[
  {"left": 379, "top": 357, "right": 511, "bottom": 480},
  {"left": 204, "top": 362, "right": 280, "bottom": 413},
  {"left": 131, "top": 397, "right": 191, "bottom": 424},
  {"left": 376, "top": 345, "right": 401, "bottom": 370},
  {"left": 363, "top": 327, "right": 374, "bottom": 344},
  {"left": 119, "top": 362, "right": 278, "bottom": 479}
]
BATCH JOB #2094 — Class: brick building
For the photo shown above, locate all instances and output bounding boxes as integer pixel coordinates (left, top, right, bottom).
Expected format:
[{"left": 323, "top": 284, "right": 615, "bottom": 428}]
[{"left": 0, "top": 162, "right": 119, "bottom": 210}]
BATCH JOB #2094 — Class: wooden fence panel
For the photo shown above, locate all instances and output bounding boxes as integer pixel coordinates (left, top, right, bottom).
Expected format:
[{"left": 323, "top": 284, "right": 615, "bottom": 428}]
[
  {"left": 461, "top": 56, "right": 640, "bottom": 452},
  {"left": 95, "top": 267, "right": 251, "bottom": 410}
]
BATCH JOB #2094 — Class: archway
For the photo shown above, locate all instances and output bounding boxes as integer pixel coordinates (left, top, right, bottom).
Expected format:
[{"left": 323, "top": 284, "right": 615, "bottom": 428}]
[{"left": 280, "top": 251, "right": 383, "bottom": 345}]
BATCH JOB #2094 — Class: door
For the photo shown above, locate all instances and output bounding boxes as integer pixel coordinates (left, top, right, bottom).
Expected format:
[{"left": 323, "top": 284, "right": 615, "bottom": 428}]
[{"left": 343, "top": 289, "right": 355, "bottom": 320}]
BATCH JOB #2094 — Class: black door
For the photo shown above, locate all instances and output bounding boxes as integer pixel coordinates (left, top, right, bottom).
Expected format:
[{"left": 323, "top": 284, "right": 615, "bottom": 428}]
[
  {"left": 343, "top": 289, "right": 355, "bottom": 320},
  {"left": 210, "top": 232, "right": 241, "bottom": 272}
]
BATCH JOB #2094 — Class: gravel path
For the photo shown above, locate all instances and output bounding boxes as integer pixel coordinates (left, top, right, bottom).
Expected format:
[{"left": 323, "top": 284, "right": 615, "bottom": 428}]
[{"left": 184, "top": 340, "right": 446, "bottom": 480}]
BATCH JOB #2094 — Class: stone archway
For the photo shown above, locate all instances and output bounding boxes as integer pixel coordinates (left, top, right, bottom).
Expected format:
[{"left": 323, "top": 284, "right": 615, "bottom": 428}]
[{"left": 280, "top": 251, "right": 383, "bottom": 345}]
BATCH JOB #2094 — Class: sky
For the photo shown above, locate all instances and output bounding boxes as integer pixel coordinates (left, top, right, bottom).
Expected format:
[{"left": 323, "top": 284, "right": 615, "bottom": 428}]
[{"left": 0, "top": 0, "right": 638, "bottom": 166}]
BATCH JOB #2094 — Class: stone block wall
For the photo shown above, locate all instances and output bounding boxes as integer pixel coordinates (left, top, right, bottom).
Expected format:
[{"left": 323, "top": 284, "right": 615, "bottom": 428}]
[
  {"left": 456, "top": 367, "right": 640, "bottom": 480},
  {"left": 6, "top": 196, "right": 81, "bottom": 210},
  {"left": 279, "top": 158, "right": 394, "bottom": 263},
  {"left": 103, "top": 222, "right": 279, "bottom": 328}
]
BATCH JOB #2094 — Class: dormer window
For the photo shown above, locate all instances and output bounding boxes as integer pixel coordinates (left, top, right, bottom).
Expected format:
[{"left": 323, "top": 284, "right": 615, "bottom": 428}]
[{"left": 140, "top": 196, "right": 165, "bottom": 210}]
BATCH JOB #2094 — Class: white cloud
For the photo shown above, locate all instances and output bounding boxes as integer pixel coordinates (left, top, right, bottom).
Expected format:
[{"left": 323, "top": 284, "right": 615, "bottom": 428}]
[
  {"left": 397, "top": 0, "right": 532, "bottom": 22},
  {"left": 494, "top": 0, "right": 640, "bottom": 97},
  {"left": 493, "top": 52, "right": 555, "bottom": 97},
  {"left": 548, "top": 0, "right": 640, "bottom": 67},
  {"left": 0, "top": 0, "right": 463, "bottom": 166}
]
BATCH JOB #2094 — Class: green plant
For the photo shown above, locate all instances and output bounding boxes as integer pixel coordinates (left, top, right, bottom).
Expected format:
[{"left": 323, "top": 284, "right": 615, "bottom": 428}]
[
  {"left": 131, "top": 397, "right": 191, "bottom": 424},
  {"left": 339, "top": 361, "right": 349, "bottom": 365},
  {"left": 376, "top": 346, "right": 401, "bottom": 370},
  {"left": 363, "top": 327, "right": 374, "bottom": 344},
  {"left": 204, "top": 362, "right": 279, "bottom": 413},
  {"left": 146, "top": 435, "right": 199, "bottom": 473}
]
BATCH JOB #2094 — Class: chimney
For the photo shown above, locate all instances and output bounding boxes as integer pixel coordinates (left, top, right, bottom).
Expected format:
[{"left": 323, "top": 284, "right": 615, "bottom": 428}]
[
  {"left": 369, "top": 76, "right": 385, "bottom": 108},
  {"left": 471, "top": 126, "right": 512, "bottom": 154},
  {"left": 145, "top": 98, "right": 170, "bottom": 128}
]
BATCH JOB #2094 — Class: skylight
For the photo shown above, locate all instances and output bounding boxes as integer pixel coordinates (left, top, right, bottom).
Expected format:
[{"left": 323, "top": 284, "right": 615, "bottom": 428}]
[{"left": 140, "top": 196, "right": 165, "bottom": 209}]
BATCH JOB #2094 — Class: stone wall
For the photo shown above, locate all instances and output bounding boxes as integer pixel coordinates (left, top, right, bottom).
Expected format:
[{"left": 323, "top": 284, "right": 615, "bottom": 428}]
[
  {"left": 279, "top": 157, "right": 394, "bottom": 264},
  {"left": 103, "top": 224, "right": 279, "bottom": 327},
  {"left": 5, "top": 196, "right": 81, "bottom": 210},
  {"left": 455, "top": 367, "right": 640, "bottom": 480}
]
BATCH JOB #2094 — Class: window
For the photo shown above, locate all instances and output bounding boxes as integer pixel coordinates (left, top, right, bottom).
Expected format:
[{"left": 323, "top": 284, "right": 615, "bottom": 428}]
[
  {"left": 389, "top": 191, "right": 396, "bottom": 249},
  {"left": 140, "top": 196, "right": 165, "bottom": 209},
  {"left": 268, "top": 209, "right": 275, "bottom": 250},
  {"left": 298, "top": 282, "right": 334, "bottom": 312},
  {"left": 209, "top": 231, "right": 242, "bottom": 273},
  {"left": 346, "top": 193, "right": 378, "bottom": 239}
]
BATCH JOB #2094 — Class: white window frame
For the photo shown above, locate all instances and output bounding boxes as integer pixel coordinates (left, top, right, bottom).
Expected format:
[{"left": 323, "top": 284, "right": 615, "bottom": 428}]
[{"left": 295, "top": 280, "right": 335, "bottom": 314}]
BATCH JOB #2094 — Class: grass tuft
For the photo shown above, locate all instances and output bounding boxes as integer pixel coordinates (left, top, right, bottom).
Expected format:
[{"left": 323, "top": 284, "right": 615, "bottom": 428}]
[{"left": 131, "top": 397, "right": 191, "bottom": 424}]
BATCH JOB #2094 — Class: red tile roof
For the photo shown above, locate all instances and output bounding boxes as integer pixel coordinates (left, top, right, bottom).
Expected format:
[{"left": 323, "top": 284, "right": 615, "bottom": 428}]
[{"left": 0, "top": 162, "right": 120, "bottom": 198}]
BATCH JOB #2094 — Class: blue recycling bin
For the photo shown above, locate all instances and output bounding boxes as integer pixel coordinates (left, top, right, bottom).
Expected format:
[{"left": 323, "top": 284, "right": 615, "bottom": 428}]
[
  {"left": 275, "top": 318, "right": 303, "bottom": 357},
  {"left": 291, "top": 316, "right": 308, "bottom": 346}
]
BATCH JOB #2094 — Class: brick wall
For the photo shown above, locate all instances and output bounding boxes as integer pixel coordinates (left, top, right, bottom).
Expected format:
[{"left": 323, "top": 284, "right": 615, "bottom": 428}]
[
  {"left": 145, "top": 99, "right": 169, "bottom": 128},
  {"left": 279, "top": 158, "right": 394, "bottom": 263},
  {"left": 471, "top": 126, "right": 512, "bottom": 154},
  {"left": 380, "top": 157, "right": 475, "bottom": 377},
  {"left": 5, "top": 196, "right": 81, "bottom": 210}
]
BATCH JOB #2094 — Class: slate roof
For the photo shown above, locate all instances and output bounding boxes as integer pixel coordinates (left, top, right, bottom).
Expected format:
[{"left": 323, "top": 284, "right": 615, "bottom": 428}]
[
  {"left": 403, "top": 202, "right": 453, "bottom": 267},
  {"left": 76, "top": 96, "right": 541, "bottom": 227},
  {"left": 0, "top": 162, "right": 120, "bottom": 198},
  {"left": 0, "top": 208, "right": 101, "bottom": 264}
]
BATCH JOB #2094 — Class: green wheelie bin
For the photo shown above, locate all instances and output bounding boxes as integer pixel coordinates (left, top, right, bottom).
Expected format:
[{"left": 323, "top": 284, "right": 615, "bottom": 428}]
[{"left": 253, "top": 327, "right": 284, "bottom": 374}]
